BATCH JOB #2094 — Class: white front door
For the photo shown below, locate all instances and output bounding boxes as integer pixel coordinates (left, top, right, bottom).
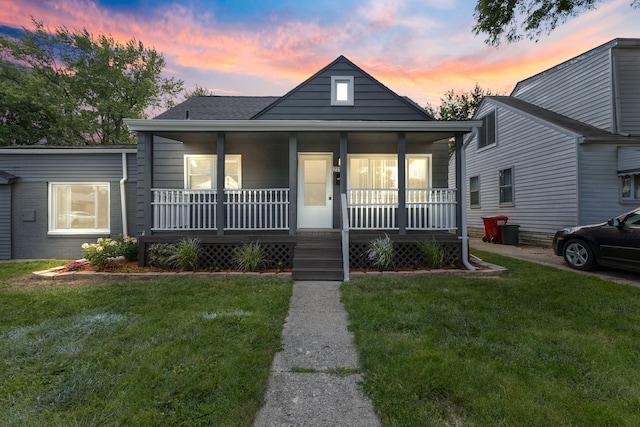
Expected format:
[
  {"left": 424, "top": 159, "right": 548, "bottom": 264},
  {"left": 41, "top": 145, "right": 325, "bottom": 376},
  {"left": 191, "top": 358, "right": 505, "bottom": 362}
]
[{"left": 298, "top": 153, "right": 333, "bottom": 228}]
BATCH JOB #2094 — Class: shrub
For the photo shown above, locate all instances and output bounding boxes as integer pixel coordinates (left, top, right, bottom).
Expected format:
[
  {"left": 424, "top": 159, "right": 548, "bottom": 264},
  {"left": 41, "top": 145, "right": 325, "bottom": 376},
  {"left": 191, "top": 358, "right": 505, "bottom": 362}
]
[
  {"left": 234, "top": 241, "right": 264, "bottom": 272},
  {"left": 148, "top": 243, "right": 175, "bottom": 269},
  {"left": 368, "top": 234, "right": 394, "bottom": 270},
  {"left": 114, "top": 234, "right": 139, "bottom": 262},
  {"left": 418, "top": 237, "right": 445, "bottom": 268},
  {"left": 167, "top": 237, "right": 201, "bottom": 271},
  {"left": 82, "top": 237, "right": 120, "bottom": 269}
]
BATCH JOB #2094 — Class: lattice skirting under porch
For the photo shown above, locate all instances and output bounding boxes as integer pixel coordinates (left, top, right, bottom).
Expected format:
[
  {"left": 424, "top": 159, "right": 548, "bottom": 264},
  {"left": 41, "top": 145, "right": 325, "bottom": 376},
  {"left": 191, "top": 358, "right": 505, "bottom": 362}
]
[{"left": 349, "top": 238, "right": 462, "bottom": 270}]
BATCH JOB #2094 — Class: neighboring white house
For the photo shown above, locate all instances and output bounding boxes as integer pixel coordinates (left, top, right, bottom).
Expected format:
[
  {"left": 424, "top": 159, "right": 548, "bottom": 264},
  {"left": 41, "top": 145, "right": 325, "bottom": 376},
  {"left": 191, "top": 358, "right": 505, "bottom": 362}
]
[{"left": 452, "top": 38, "right": 640, "bottom": 245}]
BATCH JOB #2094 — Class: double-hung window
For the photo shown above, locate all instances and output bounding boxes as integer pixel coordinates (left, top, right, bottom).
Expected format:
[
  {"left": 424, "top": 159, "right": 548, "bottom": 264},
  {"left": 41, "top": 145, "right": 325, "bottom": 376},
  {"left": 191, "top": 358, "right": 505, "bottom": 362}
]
[
  {"left": 185, "top": 155, "right": 242, "bottom": 189},
  {"left": 621, "top": 174, "right": 640, "bottom": 201},
  {"left": 469, "top": 176, "right": 480, "bottom": 208},
  {"left": 499, "top": 167, "right": 514, "bottom": 206},
  {"left": 49, "top": 183, "right": 110, "bottom": 234},
  {"left": 478, "top": 111, "right": 496, "bottom": 149},
  {"left": 347, "top": 154, "right": 431, "bottom": 202}
]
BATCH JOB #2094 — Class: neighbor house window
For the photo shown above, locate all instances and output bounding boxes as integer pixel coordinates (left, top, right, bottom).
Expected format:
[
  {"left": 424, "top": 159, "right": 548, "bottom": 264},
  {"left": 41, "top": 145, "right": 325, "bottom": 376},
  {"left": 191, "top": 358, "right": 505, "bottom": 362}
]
[
  {"left": 347, "top": 154, "right": 431, "bottom": 200},
  {"left": 621, "top": 174, "right": 640, "bottom": 200},
  {"left": 185, "top": 155, "right": 242, "bottom": 189},
  {"left": 478, "top": 111, "right": 496, "bottom": 149},
  {"left": 49, "top": 183, "right": 110, "bottom": 234},
  {"left": 499, "top": 167, "right": 514, "bottom": 206},
  {"left": 331, "top": 76, "right": 354, "bottom": 106},
  {"left": 470, "top": 176, "right": 480, "bottom": 208}
]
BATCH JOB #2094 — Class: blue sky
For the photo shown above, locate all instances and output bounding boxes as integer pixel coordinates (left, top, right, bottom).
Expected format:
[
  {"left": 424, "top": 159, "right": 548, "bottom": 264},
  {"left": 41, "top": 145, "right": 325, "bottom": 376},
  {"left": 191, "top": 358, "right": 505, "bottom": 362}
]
[{"left": 1, "top": 0, "right": 638, "bottom": 110}]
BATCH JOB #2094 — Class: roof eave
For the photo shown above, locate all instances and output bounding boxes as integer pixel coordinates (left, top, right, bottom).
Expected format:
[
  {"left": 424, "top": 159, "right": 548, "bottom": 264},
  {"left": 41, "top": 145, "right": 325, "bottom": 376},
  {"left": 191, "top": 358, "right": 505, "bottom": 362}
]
[{"left": 124, "top": 119, "right": 481, "bottom": 133}]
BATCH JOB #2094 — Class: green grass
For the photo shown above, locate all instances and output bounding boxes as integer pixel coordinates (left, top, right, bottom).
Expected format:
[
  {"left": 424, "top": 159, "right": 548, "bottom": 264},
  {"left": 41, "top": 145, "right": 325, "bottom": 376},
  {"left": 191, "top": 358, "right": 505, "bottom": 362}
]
[
  {"left": 342, "top": 250, "right": 640, "bottom": 426},
  {"left": 0, "top": 260, "right": 72, "bottom": 284},
  {"left": 0, "top": 264, "right": 293, "bottom": 426}
]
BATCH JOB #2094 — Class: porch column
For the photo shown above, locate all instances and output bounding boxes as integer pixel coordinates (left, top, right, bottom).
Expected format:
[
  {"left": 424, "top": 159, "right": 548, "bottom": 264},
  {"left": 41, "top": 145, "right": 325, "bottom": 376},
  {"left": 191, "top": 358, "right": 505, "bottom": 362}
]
[
  {"left": 141, "top": 132, "right": 153, "bottom": 237},
  {"left": 288, "top": 133, "right": 297, "bottom": 235},
  {"left": 455, "top": 132, "right": 463, "bottom": 237},
  {"left": 339, "top": 132, "right": 348, "bottom": 195},
  {"left": 397, "top": 132, "right": 406, "bottom": 234},
  {"left": 216, "top": 132, "right": 225, "bottom": 236}
]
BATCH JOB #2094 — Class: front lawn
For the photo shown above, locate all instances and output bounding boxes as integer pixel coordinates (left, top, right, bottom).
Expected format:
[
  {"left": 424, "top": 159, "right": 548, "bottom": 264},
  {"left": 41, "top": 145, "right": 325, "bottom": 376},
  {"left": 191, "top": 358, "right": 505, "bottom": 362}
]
[
  {"left": 0, "top": 267, "right": 292, "bottom": 426},
  {"left": 342, "top": 250, "right": 640, "bottom": 426}
]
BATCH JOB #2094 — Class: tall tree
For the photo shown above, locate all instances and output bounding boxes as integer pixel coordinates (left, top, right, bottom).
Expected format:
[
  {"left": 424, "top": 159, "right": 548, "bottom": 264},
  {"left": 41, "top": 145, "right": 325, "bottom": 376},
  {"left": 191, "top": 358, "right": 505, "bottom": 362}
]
[
  {"left": 0, "top": 19, "right": 183, "bottom": 146},
  {"left": 473, "top": 0, "right": 640, "bottom": 45},
  {"left": 425, "top": 84, "right": 496, "bottom": 154},
  {"left": 183, "top": 85, "right": 216, "bottom": 99},
  {"left": 425, "top": 83, "right": 495, "bottom": 121}
]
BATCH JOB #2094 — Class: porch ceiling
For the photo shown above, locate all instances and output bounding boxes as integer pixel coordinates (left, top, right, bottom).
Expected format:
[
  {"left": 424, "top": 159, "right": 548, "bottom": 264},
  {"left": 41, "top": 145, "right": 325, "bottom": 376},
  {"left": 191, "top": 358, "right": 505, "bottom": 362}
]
[{"left": 125, "top": 119, "right": 482, "bottom": 144}]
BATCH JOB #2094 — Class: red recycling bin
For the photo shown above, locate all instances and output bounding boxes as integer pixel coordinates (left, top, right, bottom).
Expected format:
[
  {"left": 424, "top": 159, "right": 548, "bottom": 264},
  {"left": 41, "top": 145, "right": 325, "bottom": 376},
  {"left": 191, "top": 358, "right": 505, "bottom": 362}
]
[{"left": 481, "top": 215, "right": 508, "bottom": 244}]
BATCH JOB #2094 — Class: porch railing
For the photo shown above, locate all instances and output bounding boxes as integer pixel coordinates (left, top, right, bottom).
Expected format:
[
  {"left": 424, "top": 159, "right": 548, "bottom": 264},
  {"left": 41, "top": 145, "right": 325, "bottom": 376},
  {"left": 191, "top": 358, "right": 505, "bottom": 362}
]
[
  {"left": 152, "top": 189, "right": 217, "bottom": 231},
  {"left": 151, "top": 188, "right": 289, "bottom": 231},
  {"left": 151, "top": 188, "right": 455, "bottom": 231},
  {"left": 348, "top": 188, "right": 456, "bottom": 230},
  {"left": 225, "top": 189, "right": 289, "bottom": 230}
]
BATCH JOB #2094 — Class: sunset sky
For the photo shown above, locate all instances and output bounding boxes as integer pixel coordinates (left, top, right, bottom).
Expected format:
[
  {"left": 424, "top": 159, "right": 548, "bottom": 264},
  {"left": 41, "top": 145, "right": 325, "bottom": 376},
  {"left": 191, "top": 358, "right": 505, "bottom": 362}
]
[{"left": 1, "top": 0, "right": 638, "bottom": 111}]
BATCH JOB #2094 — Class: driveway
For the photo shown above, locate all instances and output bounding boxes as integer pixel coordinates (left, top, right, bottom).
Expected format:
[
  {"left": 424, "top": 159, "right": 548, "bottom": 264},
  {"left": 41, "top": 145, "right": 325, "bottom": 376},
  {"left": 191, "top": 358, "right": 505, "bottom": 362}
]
[{"left": 469, "top": 238, "right": 640, "bottom": 288}]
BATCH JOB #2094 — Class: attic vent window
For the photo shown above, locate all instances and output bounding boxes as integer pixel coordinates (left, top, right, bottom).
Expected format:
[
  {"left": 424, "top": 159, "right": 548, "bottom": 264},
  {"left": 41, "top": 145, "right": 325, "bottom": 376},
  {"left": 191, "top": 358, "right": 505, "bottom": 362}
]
[{"left": 331, "top": 76, "right": 354, "bottom": 106}]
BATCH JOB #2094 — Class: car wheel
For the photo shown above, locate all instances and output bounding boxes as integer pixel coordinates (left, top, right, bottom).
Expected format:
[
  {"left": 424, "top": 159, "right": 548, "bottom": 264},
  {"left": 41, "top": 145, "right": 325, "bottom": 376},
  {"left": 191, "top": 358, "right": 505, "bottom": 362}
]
[{"left": 563, "top": 239, "right": 595, "bottom": 271}]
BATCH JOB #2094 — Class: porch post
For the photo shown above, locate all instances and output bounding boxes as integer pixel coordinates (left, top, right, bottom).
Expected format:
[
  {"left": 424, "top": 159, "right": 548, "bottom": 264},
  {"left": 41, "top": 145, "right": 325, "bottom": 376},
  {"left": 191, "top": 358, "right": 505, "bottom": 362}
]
[
  {"left": 339, "top": 132, "right": 348, "bottom": 195},
  {"left": 289, "top": 133, "right": 297, "bottom": 235},
  {"left": 397, "top": 132, "right": 406, "bottom": 234},
  {"left": 141, "top": 132, "right": 153, "bottom": 238},
  {"left": 216, "top": 132, "right": 225, "bottom": 236},
  {"left": 455, "top": 132, "right": 463, "bottom": 237}
]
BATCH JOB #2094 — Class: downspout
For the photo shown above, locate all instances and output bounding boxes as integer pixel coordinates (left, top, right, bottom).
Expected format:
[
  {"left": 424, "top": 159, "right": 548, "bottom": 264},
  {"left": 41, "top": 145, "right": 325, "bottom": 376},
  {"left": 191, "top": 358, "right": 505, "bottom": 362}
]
[
  {"left": 458, "top": 132, "right": 477, "bottom": 271},
  {"left": 120, "top": 152, "right": 128, "bottom": 237}
]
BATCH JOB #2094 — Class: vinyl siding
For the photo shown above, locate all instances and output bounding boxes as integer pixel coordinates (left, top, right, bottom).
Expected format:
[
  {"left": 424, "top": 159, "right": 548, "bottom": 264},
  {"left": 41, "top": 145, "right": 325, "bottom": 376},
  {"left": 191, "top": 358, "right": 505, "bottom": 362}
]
[
  {"left": 613, "top": 48, "right": 640, "bottom": 135},
  {"left": 578, "top": 144, "right": 634, "bottom": 224},
  {"left": 0, "top": 150, "right": 137, "bottom": 259},
  {"left": 256, "top": 57, "right": 431, "bottom": 121},
  {"left": 512, "top": 47, "right": 613, "bottom": 132},
  {"left": 0, "top": 186, "right": 10, "bottom": 259},
  {"left": 465, "top": 101, "right": 579, "bottom": 234}
]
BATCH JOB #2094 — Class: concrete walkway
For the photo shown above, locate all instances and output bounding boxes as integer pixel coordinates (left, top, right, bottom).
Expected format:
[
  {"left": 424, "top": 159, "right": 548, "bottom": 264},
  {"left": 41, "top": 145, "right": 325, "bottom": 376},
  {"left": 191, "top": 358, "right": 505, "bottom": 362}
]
[{"left": 253, "top": 281, "right": 380, "bottom": 427}]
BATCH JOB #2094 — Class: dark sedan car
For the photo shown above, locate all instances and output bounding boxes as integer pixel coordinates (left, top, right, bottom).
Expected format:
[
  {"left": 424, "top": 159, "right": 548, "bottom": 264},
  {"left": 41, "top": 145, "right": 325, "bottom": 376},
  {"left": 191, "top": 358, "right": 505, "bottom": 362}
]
[{"left": 553, "top": 207, "right": 640, "bottom": 273}]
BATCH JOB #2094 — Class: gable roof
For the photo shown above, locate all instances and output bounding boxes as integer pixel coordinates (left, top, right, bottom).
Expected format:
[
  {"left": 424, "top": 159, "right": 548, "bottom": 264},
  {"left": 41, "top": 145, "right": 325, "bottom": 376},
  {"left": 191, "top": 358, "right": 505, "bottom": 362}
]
[
  {"left": 487, "top": 96, "right": 617, "bottom": 139},
  {"left": 253, "top": 55, "right": 434, "bottom": 121},
  {"left": 154, "top": 96, "right": 279, "bottom": 120}
]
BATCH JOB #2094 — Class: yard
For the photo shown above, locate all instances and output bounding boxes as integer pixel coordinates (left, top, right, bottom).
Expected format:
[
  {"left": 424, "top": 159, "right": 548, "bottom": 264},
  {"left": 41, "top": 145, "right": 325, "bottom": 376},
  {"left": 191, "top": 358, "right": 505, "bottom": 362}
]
[
  {"left": 2, "top": 253, "right": 640, "bottom": 426},
  {"left": 342, "top": 250, "right": 640, "bottom": 426},
  {"left": 0, "top": 262, "right": 293, "bottom": 426}
]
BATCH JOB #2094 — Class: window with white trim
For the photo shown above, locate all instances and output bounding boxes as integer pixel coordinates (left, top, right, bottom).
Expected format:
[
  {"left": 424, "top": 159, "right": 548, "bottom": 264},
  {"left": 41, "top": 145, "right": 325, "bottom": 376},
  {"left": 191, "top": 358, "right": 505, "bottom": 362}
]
[
  {"left": 185, "top": 155, "right": 242, "bottom": 189},
  {"left": 347, "top": 154, "right": 431, "bottom": 189},
  {"left": 331, "top": 76, "right": 354, "bottom": 106},
  {"left": 49, "top": 183, "right": 110, "bottom": 234},
  {"left": 499, "top": 167, "right": 514, "bottom": 206},
  {"left": 621, "top": 174, "right": 640, "bottom": 200},
  {"left": 470, "top": 176, "right": 480, "bottom": 208},
  {"left": 478, "top": 111, "right": 496, "bottom": 149}
]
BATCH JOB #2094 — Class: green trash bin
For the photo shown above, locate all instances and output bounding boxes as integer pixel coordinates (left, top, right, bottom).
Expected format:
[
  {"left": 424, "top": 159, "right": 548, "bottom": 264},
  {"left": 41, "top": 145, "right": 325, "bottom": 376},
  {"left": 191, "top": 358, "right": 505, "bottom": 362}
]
[{"left": 499, "top": 225, "right": 520, "bottom": 245}]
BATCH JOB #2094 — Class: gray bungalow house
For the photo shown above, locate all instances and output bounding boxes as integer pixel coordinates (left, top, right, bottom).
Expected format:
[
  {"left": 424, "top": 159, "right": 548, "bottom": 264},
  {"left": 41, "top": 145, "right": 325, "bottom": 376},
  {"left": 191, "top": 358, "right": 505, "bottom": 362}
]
[
  {"left": 453, "top": 39, "right": 640, "bottom": 245},
  {"left": 126, "top": 56, "right": 480, "bottom": 279}
]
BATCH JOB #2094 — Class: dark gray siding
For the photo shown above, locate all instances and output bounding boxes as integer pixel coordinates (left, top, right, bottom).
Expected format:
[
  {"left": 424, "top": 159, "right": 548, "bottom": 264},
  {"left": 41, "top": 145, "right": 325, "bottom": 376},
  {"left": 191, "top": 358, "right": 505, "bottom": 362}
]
[
  {"left": 254, "top": 57, "right": 432, "bottom": 121},
  {"left": 0, "top": 150, "right": 137, "bottom": 259},
  {"left": 613, "top": 48, "right": 640, "bottom": 136},
  {"left": 0, "top": 186, "right": 10, "bottom": 259}
]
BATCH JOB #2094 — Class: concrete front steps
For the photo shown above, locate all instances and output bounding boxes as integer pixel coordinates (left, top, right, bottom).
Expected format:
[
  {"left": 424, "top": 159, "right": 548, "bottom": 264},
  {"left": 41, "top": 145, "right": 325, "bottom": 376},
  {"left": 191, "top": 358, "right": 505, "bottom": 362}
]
[{"left": 292, "top": 232, "right": 344, "bottom": 281}]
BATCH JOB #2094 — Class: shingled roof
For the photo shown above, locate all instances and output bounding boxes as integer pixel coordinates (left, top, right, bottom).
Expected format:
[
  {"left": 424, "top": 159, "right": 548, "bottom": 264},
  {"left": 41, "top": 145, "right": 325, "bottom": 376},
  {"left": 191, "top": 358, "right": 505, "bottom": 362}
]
[
  {"left": 154, "top": 96, "right": 279, "bottom": 120},
  {"left": 489, "top": 96, "right": 617, "bottom": 139}
]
